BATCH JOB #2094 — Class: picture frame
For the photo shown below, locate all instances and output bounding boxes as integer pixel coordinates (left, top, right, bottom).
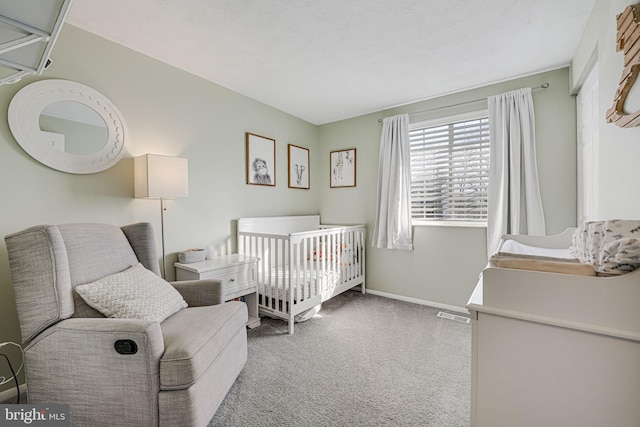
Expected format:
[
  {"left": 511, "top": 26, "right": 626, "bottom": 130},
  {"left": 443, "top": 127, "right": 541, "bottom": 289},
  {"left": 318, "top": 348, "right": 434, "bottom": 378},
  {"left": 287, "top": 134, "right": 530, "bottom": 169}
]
[
  {"left": 330, "top": 148, "right": 356, "bottom": 188},
  {"left": 246, "top": 132, "right": 275, "bottom": 186},
  {"left": 288, "top": 144, "right": 310, "bottom": 189}
]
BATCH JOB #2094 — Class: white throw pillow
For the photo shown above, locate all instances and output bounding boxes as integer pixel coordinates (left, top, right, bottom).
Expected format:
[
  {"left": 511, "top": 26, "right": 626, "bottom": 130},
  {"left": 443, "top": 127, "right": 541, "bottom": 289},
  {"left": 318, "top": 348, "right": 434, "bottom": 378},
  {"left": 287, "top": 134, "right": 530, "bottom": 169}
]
[{"left": 75, "top": 263, "right": 187, "bottom": 322}]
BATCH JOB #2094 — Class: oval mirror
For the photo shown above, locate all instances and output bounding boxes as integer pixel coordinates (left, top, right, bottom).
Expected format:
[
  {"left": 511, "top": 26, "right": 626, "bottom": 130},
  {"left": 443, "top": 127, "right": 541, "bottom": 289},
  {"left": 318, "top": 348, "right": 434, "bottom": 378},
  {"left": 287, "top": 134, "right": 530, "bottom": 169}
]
[
  {"left": 39, "top": 100, "right": 109, "bottom": 155},
  {"left": 8, "top": 79, "right": 127, "bottom": 174}
]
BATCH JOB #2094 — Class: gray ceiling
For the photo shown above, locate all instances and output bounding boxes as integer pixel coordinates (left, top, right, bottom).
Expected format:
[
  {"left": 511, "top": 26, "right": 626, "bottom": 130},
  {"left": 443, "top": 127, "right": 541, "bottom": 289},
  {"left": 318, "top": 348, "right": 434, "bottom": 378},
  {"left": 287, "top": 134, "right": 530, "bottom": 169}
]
[{"left": 67, "top": 0, "right": 597, "bottom": 125}]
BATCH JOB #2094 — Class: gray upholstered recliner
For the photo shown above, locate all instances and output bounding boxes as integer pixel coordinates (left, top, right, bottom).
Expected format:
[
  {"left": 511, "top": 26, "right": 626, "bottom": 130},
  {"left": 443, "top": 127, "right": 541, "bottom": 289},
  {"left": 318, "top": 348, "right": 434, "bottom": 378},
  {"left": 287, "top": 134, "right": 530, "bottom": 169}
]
[{"left": 5, "top": 222, "right": 248, "bottom": 427}]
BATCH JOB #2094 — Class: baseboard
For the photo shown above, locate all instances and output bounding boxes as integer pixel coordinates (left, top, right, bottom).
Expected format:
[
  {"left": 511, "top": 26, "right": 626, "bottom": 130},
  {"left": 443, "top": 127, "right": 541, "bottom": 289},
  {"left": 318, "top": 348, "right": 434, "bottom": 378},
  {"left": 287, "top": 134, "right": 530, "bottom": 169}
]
[
  {"left": 361, "top": 288, "right": 469, "bottom": 315},
  {"left": 0, "top": 383, "right": 27, "bottom": 404}
]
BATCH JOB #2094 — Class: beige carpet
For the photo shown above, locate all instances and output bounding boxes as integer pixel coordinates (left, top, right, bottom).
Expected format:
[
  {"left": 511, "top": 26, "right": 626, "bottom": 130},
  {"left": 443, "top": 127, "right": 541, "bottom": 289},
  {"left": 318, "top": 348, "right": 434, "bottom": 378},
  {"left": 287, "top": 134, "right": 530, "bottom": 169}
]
[{"left": 210, "top": 290, "right": 471, "bottom": 427}]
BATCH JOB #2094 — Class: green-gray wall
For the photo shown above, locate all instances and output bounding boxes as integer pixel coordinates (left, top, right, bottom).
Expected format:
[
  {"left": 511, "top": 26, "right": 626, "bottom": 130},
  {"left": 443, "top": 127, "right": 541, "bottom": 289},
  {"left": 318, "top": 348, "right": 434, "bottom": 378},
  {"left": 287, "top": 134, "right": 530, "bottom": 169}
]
[{"left": 318, "top": 68, "right": 577, "bottom": 310}]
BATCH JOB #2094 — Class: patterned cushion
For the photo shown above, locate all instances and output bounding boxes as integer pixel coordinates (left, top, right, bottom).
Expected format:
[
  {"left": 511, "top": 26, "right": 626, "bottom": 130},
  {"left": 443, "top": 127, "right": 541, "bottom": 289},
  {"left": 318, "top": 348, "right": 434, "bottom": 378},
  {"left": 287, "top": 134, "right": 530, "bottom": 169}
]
[
  {"left": 599, "top": 238, "right": 640, "bottom": 274},
  {"left": 75, "top": 263, "right": 187, "bottom": 322},
  {"left": 570, "top": 220, "right": 640, "bottom": 275}
]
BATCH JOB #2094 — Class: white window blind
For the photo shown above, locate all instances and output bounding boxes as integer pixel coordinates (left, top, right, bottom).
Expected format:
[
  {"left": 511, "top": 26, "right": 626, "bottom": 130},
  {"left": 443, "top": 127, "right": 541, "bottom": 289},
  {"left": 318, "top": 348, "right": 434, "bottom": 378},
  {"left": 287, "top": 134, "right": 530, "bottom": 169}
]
[{"left": 409, "top": 110, "right": 489, "bottom": 224}]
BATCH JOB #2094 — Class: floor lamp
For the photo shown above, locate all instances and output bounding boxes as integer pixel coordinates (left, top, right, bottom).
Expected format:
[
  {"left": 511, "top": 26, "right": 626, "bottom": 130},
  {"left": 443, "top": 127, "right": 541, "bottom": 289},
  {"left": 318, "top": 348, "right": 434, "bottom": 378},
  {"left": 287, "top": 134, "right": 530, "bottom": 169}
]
[{"left": 134, "top": 154, "right": 189, "bottom": 278}]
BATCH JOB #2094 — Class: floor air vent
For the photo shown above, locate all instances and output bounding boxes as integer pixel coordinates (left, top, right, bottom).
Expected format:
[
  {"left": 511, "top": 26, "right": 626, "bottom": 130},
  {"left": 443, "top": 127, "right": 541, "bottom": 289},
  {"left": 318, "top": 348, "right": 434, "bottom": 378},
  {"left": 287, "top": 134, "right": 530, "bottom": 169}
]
[{"left": 437, "top": 311, "right": 470, "bottom": 324}]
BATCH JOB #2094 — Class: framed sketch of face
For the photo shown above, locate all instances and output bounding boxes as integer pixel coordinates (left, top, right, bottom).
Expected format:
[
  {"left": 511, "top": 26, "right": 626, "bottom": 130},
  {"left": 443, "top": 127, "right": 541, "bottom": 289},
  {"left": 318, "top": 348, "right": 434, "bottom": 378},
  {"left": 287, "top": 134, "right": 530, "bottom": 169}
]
[{"left": 246, "top": 132, "right": 275, "bottom": 186}]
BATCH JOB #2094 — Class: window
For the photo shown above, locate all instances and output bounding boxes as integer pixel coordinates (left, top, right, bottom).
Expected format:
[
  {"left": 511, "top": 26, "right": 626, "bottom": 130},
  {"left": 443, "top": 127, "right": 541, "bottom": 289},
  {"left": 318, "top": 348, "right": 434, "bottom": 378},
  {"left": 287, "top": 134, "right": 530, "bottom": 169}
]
[{"left": 409, "top": 110, "right": 489, "bottom": 226}]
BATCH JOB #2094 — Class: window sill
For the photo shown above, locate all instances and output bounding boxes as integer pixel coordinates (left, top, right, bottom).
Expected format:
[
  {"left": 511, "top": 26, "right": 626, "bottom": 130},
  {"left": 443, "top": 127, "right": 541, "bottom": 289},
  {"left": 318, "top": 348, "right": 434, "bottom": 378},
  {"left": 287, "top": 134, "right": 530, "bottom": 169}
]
[{"left": 412, "top": 220, "right": 487, "bottom": 228}]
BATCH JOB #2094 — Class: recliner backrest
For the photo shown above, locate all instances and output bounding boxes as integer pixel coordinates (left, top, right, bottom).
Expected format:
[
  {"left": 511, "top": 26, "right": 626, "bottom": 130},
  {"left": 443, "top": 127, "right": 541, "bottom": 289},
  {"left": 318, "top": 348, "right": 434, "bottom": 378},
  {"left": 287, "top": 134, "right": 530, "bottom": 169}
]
[
  {"left": 5, "top": 222, "right": 160, "bottom": 344},
  {"left": 58, "top": 223, "right": 141, "bottom": 318}
]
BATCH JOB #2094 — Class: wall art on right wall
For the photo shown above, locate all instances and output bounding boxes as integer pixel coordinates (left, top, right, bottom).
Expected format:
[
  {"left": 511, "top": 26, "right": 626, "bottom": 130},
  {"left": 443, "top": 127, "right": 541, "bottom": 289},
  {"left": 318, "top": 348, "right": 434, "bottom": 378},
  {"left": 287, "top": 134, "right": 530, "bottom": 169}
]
[
  {"left": 330, "top": 148, "right": 356, "bottom": 188},
  {"left": 606, "top": 4, "right": 640, "bottom": 128}
]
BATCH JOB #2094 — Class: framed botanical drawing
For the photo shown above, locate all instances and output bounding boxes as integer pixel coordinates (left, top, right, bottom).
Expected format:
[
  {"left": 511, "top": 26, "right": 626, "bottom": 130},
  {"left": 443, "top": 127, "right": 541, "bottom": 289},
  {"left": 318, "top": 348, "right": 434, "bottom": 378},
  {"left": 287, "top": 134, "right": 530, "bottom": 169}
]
[
  {"left": 330, "top": 148, "right": 356, "bottom": 188},
  {"left": 246, "top": 132, "right": 275, "bottom": 186},
  {"left": 288, "top": 144, "right": 310, "bottom": 189}
]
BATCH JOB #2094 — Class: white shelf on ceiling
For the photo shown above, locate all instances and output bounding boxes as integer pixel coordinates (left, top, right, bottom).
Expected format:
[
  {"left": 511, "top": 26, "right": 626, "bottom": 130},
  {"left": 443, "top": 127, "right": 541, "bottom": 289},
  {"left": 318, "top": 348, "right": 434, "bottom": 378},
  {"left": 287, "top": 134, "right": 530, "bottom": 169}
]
[{"left": 0, "top": 0, "right": 73, "bottom": 85}]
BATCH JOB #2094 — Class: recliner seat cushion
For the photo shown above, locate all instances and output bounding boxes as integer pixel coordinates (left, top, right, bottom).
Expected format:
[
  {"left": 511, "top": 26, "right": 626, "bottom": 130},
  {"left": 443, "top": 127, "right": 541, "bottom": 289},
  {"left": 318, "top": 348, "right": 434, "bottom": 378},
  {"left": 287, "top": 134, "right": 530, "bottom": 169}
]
[{"left": 159, "top": 301, "right": 248, "bottom": 390}]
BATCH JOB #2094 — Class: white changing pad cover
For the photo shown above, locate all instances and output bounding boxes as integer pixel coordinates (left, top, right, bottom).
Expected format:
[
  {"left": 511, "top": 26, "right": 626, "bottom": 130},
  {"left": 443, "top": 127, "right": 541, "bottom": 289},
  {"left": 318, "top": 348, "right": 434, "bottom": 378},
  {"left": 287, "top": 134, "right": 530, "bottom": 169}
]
[
  {"left": 499, "top": 239, "right": 573, "bottom": 259},
  {"left": 491, "top": 239, "right": 595, "bottom": 276}
]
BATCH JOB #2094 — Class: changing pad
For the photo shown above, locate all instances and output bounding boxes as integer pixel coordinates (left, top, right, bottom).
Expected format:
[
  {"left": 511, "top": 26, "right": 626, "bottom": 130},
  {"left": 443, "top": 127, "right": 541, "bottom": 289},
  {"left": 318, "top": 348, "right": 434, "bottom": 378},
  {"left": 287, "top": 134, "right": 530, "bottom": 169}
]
[{"left": 491, "top": 239, "right": 596, "bottom": 276}]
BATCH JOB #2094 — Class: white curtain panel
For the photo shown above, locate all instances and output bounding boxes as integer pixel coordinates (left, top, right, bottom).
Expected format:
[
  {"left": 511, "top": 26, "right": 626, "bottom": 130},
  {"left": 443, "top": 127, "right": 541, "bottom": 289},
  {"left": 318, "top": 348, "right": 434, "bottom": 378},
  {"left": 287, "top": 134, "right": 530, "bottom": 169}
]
[
  {"left": 487, "top": 88, "right": 546, "bottom": 255},
  {"left": 372, "top": 113, "right": 414, "bottom": 250}
]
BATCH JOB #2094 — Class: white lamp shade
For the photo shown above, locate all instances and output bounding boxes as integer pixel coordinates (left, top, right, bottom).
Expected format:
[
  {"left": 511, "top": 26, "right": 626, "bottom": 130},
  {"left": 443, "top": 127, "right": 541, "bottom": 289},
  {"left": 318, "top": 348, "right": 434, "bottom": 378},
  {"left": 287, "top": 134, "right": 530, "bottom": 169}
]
[{"left": 135, "top": 154, "right": 189, "bottom": 198}]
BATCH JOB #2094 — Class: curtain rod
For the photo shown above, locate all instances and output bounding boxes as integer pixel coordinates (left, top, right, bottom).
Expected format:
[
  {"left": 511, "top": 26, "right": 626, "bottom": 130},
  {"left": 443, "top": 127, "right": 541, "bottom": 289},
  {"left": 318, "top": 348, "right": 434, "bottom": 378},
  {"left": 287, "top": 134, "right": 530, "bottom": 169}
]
[{"left": 377, "top": 83, "right": 550, "bottom": 123}]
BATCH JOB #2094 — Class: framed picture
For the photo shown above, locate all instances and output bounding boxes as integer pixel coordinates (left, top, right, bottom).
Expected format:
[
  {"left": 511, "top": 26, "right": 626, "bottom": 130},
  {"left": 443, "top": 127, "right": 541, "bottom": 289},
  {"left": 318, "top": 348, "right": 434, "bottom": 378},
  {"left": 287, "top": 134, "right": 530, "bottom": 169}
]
[
  {"left": 330, "top": 148, "right": 356, "bottom": 188},
  {"left": 288, "top": 144, "right": 310, "bottom": 189},
  {"left": 246, "top": 133, "right": 275, "bottom": 186}
]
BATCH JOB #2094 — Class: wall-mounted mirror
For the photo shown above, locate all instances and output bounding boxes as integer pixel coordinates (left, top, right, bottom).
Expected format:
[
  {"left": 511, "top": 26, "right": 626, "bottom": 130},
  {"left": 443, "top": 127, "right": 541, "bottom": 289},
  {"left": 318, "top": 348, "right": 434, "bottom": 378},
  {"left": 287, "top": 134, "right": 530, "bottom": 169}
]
[
  {"left": 8, "top": 79, "right": 127, "bottom": 174},
  {"left": 40, "top": 101, "right": 109, "bottom": 155}
]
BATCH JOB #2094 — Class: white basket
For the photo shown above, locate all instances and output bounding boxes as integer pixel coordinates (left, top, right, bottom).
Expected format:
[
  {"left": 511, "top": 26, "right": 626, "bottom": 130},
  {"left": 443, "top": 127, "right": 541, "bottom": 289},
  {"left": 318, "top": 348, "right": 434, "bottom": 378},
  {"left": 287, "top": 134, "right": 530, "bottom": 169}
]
[{"left": 178, "top": 249, "right": 206, "bottom": 263}]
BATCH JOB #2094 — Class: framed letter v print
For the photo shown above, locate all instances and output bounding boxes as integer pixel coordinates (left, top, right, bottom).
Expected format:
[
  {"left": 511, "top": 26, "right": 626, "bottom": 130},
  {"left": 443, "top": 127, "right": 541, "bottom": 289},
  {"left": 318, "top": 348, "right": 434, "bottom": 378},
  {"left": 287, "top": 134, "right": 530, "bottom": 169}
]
[
  {"left": 288, "top": 144, "right": 310, "bottom": 189},
  {"left": 246, "top": 132, "right": 275, "bottom": 186},
  {"left": 330, "top": 148, "right": 356, "bottom": 188}
]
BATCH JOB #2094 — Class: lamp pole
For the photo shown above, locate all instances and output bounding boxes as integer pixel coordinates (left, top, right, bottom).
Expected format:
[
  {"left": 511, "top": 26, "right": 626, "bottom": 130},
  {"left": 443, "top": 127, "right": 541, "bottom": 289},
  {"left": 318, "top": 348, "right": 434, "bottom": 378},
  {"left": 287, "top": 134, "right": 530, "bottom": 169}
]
[{"left": 160, "top": 197, "right": 167, "bottom": 279}]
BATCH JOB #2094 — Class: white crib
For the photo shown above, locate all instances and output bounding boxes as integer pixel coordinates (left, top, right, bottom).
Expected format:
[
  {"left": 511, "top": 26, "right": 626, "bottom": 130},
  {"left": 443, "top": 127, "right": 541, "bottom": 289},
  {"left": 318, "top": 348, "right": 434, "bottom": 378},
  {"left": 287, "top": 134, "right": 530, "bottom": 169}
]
[{"left": 237, "top": 215, "right": 366, "bottom": 334}]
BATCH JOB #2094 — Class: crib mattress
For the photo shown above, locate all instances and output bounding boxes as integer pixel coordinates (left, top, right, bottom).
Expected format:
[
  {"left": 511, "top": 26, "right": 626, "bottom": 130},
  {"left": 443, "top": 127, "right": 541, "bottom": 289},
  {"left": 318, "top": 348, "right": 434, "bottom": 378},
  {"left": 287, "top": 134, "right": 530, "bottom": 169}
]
[{"left": 258, "top": 265, "right": 347, "bottom": 302}]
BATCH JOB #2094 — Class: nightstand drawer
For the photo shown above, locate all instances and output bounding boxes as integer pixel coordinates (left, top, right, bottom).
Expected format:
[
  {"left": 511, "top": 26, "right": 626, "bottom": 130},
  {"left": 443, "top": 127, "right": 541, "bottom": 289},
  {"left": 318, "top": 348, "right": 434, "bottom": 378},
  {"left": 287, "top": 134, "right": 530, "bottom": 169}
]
[{"left": 218, "top": 270, "right": 254, "bottom": 295}]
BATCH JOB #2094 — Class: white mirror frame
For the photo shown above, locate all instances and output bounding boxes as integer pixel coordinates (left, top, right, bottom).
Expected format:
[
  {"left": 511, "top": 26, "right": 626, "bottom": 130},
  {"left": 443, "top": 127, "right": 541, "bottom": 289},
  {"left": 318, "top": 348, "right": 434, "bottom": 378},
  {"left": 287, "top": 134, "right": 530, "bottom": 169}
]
[{"left": 8, "top": 79, "right": 127, "bottom": 174}]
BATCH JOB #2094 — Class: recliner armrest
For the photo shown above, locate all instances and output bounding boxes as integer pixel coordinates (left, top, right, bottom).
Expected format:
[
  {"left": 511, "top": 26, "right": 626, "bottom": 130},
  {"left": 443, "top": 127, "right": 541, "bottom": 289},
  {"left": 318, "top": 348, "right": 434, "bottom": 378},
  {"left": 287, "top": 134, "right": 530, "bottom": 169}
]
[
  {"left": 24, "top": 318, "right": 165, "bottom": 425},
  {"left": 170, "top": 279, "right": 225, "bottom": 306}
]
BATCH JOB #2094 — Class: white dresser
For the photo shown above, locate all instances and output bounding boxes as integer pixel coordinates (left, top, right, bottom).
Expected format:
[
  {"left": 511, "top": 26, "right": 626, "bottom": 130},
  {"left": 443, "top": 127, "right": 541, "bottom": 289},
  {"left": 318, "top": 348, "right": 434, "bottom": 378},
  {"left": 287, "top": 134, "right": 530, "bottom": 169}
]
[
  {"left": 175, "top": 254, "right": 260, "bottom": 328},
  {"left": 467, "top": 232, "right": 640, "bottom": 427}
]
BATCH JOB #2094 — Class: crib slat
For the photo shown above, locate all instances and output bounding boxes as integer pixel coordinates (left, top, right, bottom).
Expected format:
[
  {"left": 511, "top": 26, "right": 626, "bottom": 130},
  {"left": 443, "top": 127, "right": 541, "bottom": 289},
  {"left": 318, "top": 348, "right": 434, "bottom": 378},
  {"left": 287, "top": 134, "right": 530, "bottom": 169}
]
[
  {"left": 358, "top": 229, "right": 364, "bottom": 277},
  {"left": 276, "top": 237, "right": 280, "bottom": 311},
  {"left": 280, "top": 236, "right": 284, "bottom": 311},
  {"left": 322, "top": 233, "right": 327, "bottom": 293},
  {"left": 335, "top": 231, "right": 340, "bottom": 286},
  {"left": 276, "top": 236, "right": 281, "bottom": 312},
  {"left": 346, "top": 229, "right": 353, "bottom": 281},
  {"left": 266, "top": 236, "right": 273, "bottom": 307},
  {"left": 274, "top": 236, "right": 279, "bottom": 311},
  {"left": 332, "top": 231, "right": 336, "bottom": 287},
  {"left": 292, "top": 240, "right": 298, "bottom": 306},
  {"left": 313, "top": 237, "right": 325, "bottom": 295},
  {"left": 282, "top": 237, "right": 290, "bottom": 314},
  {"left": 337, "top": 230, "right": 343, "bottom": 286},
  {"left": 293, "top": 241, "right": 299, "bottom": 302},
  {"left": 340, "top": 230, "right": 345, "bottom": 284},
  {"left": 285, "top": 236, "right": 288, "bottom": 311},
  {"left": 344, "top": 230, "right": 349, "bottom": 283},
  {"left": 302, "top": 238, "right": 308, "bottom": 301}
]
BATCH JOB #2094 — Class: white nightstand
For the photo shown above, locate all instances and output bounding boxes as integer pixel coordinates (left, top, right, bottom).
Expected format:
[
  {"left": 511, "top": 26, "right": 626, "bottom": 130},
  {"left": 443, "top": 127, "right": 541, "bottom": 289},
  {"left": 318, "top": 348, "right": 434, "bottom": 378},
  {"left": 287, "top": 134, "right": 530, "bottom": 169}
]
[{"left": 175, "top": 254, "right": 260, "bottom": 328}]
